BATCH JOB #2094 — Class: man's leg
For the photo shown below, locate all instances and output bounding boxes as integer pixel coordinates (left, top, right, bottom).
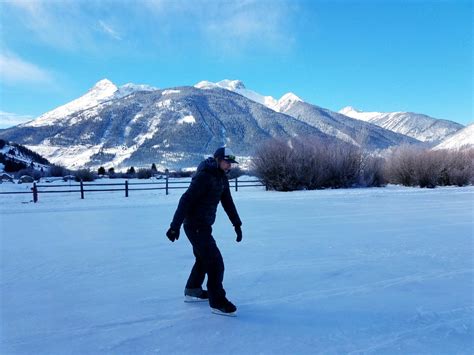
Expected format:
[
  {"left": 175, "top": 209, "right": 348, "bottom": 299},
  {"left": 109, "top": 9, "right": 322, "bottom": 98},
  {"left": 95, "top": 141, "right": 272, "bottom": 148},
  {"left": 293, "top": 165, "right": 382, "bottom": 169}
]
[
  {"left": 185, "top": 225, "right": 226, "bottom": 307},
  {"left": 185, "top": 246, "right": 206, "bottom": 289},
  {"left": 184, "top": 225, "right": 206, "bottom": 290}
]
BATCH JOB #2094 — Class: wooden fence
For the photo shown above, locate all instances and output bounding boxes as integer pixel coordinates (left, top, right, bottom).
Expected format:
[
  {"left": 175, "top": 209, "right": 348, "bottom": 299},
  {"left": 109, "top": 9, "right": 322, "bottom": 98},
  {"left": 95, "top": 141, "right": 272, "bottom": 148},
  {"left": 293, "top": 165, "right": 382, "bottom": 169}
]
[{"left": 0, "top": 176, "right": 266, "bottom": 203}]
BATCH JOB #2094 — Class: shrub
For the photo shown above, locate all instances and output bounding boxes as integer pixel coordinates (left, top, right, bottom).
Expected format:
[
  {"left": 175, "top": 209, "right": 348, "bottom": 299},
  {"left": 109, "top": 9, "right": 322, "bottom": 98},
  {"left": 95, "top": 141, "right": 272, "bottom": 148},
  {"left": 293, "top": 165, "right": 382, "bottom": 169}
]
[
  {"left": 169, "top": 169, "right": 194, "bottom": 178},
  {"left": 384, "top": 146, "right": 473, "bottom": 187},
  {"left": 384, "top": 145, "right": 419, "bottom": 186},
  {"left": 48, "top": 164, "right": 68, "bottom": 177},
  {"left": 14, "top": 168, "right": 41, "bottom": 180},
  {"left": 251, "top": 137, "right": 383, "bottom": 191},
  {"left": 227, "top": 166, "right": 246, "bottom": 180},
  {"left": 74, "top": 169, "right": 96, "bottom": 182},
  {"left": 137, "top": 168, "right": 153, "bottom": 179}
]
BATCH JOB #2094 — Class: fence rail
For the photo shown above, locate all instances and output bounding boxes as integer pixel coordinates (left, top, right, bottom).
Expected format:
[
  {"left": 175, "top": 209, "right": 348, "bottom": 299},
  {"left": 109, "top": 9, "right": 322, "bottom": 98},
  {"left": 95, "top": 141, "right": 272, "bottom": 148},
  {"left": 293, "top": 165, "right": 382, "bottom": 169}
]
[{"left": 0, "top": 176, "right": 266, "bottom": 203}]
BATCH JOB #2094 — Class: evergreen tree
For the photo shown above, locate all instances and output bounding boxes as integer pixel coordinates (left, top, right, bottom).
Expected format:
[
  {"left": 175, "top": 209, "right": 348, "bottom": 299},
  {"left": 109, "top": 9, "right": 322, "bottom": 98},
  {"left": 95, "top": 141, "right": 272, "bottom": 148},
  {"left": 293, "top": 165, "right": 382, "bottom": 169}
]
[
  {"left": 127, "top": 166, "right": 136, "bottom": 175},
  {"left": 108, "top": 167, "right": 115, "bottom": 175},
  {"left": 98, "top": 166, "right": 106, "bottom": 175},
  {"left": 151, "top": 163, "right": 157, "bottom": 172}
]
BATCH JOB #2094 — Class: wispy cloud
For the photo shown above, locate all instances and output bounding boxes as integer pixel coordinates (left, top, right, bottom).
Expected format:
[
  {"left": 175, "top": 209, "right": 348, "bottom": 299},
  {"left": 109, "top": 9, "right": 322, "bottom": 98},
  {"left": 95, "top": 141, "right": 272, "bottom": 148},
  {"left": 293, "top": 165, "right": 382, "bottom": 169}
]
[
  {"left": 3, "top": 0, "right": 298, "bottom": 56},
  {"left": 202, "top": 1, "right": 296, "bottom": 54},
  {"left": 4, "top": 0, "right": 109, "bottom": 51},
  {"left": 99, "top": 20, "right": 122, "bottom": 40},
  {"left": 0, "top": 51, "right": 52, "bottom": 84},
  {"left": 0, "top": 111, "right": 34, "bottom": 129}
]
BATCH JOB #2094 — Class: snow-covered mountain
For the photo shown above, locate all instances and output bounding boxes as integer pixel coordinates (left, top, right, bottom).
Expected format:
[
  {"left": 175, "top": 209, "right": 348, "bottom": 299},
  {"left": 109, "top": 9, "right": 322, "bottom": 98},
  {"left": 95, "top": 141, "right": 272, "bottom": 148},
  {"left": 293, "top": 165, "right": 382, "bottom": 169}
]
[
  {"left": 195, "top": 80, "right": 279, "bottom": 109},
  {"left": 194, "top": 80, "right": 418, "bottom": 149},
  {"left": 0, "top": 80, "right": 333, "bottom": 170},
  {"left": 432, "top": 123, "right": 474, "bottom": 150},
  {"left": 194, "top": 80, "right": 304, "bottom": 113},
  {"left": 339, "top": 106, "right": 463, "bottom": 144},
  {"left": 0, "top": 139, "right": 50, "bottom": 173},
  {"left": 21, "top": 79, "right": 157, "bottom": 128},
  {"left": 278, "top": 101, "right": 420, "bottom": 149},
  {"left": 4, "top": 78, "right": 458, "bottom": 170}
]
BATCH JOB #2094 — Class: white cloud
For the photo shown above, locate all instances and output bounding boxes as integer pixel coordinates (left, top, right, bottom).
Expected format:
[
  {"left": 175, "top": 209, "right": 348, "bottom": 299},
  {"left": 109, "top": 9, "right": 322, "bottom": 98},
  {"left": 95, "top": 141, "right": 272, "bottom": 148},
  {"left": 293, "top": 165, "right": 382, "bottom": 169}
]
[
  {"left": 3, "top": 0, "right": 298, "bottom": 56},
  {"left": 203, "top": 2, "right": 294, "bottom": 54},
  {"left": 0, "top": 52, "right": 52, "bottom": 84},
  {"left": 99, "top": 20, "right": 122, "bottom": 40},
  {"left": 4, "top": 0, "right": 108, "bottom": 51},
  {"left": 0, "top": 111, "right": 34, "bottom": 129}
]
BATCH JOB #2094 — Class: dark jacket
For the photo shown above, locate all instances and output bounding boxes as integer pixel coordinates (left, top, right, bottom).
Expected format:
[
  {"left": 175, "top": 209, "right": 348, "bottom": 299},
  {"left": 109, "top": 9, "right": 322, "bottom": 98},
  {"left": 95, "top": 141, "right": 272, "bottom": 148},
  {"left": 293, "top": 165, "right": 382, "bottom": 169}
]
[{"left": 170, "top": 157, "right": 242, "bottom": 230}]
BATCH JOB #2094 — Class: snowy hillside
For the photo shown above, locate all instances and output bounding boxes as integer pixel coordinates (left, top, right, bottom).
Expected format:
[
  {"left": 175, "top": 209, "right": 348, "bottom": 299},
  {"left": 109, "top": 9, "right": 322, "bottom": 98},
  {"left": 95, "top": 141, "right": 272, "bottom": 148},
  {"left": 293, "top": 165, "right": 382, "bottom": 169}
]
[
  {"left": 433, "top": 123, "right": 474, "bottom": 150},
  {"left": 1, "top": 183, "right": 472, "bottom": 353},
  {"left": 21, "top": 79, "right": 157, "bottom": 128},
  {"left": 1, "top": 78, "right": 466, "bottom": 170},
  {"left": 339, "top": 106, "right": 463, "bottom": 143},
  {"left": 194, "top": 80, "right": 303, "bottom": 113},
  {"left": 195, "top": 79, "right": 279, "bottom": 109},
  {"left": 278, "top": 101, "right": 420, "bottom": 149},
  {"left": 195, "top": 80, "right": 419, "bottom": 149},
  {"left": 0, "top": 139, "right": 50, "bottom": 172},
  {"left": 0, "top": 82, "right": 332, "bottom": 170}
]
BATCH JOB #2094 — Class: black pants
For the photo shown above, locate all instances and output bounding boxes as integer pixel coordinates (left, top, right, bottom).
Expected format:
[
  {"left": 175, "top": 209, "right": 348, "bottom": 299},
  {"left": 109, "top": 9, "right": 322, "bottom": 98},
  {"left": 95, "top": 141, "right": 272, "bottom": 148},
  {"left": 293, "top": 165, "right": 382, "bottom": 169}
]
[{"left": 184, "top": 224, "right": 226, "bottom": 306}]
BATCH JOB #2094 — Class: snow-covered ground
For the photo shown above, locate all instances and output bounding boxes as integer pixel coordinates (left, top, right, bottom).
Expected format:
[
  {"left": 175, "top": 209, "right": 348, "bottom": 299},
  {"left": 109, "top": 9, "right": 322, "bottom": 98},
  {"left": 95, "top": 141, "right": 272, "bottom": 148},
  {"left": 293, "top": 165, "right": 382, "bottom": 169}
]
[{"left": 1, "top": 182, "right": 473, "bottom": 354}]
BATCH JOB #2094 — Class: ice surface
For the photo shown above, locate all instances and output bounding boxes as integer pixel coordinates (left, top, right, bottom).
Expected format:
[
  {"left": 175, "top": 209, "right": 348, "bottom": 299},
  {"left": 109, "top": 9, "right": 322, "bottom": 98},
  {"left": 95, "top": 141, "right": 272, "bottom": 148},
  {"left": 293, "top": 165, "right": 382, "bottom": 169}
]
[{"left": 1, "top": 182, "right": 473, "bottom": 354}]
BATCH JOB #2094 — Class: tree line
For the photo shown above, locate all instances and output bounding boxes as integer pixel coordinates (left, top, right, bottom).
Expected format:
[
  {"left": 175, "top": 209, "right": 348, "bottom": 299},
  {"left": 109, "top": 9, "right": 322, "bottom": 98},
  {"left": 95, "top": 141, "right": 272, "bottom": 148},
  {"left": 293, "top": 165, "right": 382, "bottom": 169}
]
[{"left": 251, "top": 137, "right": 473, "bottom": 191}]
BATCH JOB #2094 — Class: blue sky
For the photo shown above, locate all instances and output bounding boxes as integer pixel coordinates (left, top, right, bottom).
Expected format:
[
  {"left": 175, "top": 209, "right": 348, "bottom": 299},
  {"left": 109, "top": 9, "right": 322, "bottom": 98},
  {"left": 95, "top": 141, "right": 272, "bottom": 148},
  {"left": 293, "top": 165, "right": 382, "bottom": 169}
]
[{"left": 0, "top": 0, "right": 472, "bottom": 128}]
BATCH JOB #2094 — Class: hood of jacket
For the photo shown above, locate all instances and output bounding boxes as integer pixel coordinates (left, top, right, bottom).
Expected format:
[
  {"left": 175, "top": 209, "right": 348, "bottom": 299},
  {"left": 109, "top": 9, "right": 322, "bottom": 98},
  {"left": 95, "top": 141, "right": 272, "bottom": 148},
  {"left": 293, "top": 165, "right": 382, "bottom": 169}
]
[{"left": 196, "top": 157, "right": 224, "bottom": 177}]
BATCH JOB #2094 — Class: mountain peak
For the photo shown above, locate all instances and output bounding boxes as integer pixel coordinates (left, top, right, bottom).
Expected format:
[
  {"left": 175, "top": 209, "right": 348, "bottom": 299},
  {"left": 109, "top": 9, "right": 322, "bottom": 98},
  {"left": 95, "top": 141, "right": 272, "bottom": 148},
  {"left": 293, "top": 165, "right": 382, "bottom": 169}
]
[
  {"left": 217, "top": 79, "right": 246, "bottom": 90},
  {"left": 279, "top": 92, "right": 302, "bottom": 103},
  {"left": 195, "top": 79, "right": 246, "bottom": 91},
  {"left": 339, "top": 106, "right": 360, "bottom": 115},
  {"left": 90, "top": 79, "right": 118, "bottom": 92},
  {"left": 271, "top": 93, "right": 303, "bottom": 113}
]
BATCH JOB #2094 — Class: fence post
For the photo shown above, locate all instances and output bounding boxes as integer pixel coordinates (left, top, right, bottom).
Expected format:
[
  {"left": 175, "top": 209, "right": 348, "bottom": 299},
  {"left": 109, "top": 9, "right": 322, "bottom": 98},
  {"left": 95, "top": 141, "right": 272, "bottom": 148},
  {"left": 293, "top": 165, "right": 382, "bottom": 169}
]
[
  {"left": 125, "top": 180, "right": 129, "bottom": 197},
  {"left": 32, "top": 182, "right": 38, "bottom": 203},
  {"left": 80, "top": 179, "right": 84, "bottom": 199},
  {"left": 235, "top": 176, "right": 238, "bottom": 192},
  {"left": 165, "top": 171, "right": 169, "bottom": 195}
]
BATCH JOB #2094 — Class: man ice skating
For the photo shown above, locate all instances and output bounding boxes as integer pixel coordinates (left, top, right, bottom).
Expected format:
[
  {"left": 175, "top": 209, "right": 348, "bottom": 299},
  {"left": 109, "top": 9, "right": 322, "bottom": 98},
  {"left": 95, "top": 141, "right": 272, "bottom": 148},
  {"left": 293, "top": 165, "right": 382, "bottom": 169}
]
[{"left": 166, "top": 147, "right": 243, "bottom": 317}]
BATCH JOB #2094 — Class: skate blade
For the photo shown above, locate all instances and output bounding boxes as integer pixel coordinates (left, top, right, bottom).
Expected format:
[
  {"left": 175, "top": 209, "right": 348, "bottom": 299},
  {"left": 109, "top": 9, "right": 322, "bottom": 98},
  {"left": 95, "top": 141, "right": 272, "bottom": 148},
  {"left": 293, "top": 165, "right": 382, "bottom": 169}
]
[
  {"left": 211, "top": 308, "right": 237, "bottom": 317},
  {"left": 184, "top": 295, "right": 208, "bottom": 303}
]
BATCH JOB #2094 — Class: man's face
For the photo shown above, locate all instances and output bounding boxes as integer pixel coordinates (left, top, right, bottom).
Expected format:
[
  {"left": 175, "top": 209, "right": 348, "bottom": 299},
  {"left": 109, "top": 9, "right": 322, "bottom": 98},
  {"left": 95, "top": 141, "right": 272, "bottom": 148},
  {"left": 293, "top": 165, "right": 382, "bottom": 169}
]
[{"left": 219, "top": 159, "right": 231, "bottom": 173}]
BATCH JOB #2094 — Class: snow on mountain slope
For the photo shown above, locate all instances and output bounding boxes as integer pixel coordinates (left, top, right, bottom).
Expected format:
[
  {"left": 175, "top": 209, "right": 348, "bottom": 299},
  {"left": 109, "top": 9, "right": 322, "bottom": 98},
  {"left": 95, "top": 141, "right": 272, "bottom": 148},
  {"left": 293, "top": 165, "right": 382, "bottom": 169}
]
[
  {"left": 339, "top": 106, "right": 463, "bottom": 143},
  {"left": 279, "top": 101, "right": 420, "bottom": 149},
  {"left": 195, "top": 79, "right": 279, "bottom": 108},
  {"left": 433, "top": 123, "right": 474, "bottom": 150},
  {"left": 194, "top": 80, "right": 309, "bottom": 114},
  {"left": 0, "top": 140, "right": 50, "bottom": 172},
  {"left": 22, "top": 79, "right": 157, "bottom": 128},
  {"left": 339, "top": 106, "right": 382, "bottom": 121},
  {"left": 273, "top": 93, "right": 304, "bottom": 112},
  {"left": 0, "top": 85, "right": 332, "bottom": 170}
]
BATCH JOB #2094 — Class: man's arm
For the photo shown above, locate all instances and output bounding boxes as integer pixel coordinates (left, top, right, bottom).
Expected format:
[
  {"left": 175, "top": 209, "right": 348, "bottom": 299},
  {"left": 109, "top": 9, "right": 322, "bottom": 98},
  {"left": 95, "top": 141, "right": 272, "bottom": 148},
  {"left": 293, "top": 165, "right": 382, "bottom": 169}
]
[
  {"left": 170, "top": 173, "right": 208, "bottom": 230},
  {"left": 220, "top": 180, "right": 242, "bottom": 227}
]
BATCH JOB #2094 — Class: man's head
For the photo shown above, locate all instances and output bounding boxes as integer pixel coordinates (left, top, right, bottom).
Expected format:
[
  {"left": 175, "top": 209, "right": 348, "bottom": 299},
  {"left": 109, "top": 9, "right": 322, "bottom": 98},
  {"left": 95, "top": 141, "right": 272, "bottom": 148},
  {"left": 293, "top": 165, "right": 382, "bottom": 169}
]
[{"left": 214, "top": 147, "right": 238, "bottom": 172}]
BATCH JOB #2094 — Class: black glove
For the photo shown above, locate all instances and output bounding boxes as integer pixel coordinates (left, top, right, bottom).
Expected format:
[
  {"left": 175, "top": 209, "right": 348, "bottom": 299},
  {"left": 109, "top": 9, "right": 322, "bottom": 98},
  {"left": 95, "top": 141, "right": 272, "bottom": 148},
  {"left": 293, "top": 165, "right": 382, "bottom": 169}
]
[
  {"left": 234, "top": 225, "right": 242, "bottom": 243},
  {"left": 166, "top": 227, "right": 180, "bottom": 242}
]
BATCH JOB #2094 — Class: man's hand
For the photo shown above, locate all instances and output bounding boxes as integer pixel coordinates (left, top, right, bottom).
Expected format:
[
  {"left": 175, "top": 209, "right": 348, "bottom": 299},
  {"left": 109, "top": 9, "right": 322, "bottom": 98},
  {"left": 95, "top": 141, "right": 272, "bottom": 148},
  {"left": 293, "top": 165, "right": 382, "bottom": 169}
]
[
  {"left": 234, "top": 225, "right": 242, "bottom": 243},
  {"left": 166, "top": 227, "right": 180, "bottom": 242}
]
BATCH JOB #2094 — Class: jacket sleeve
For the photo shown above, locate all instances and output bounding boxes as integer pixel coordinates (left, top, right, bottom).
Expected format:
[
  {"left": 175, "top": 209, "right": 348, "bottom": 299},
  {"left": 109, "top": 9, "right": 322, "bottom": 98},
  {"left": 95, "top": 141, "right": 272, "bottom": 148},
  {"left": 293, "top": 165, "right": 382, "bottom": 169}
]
[
  {"left": 170, "top": 173, "right": 208, "bottom": 230},
  {"left": 220, "top": 179, "right": 242, "bottom": 227}
]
